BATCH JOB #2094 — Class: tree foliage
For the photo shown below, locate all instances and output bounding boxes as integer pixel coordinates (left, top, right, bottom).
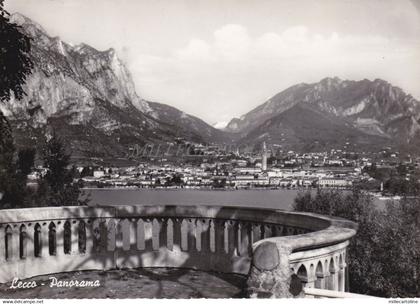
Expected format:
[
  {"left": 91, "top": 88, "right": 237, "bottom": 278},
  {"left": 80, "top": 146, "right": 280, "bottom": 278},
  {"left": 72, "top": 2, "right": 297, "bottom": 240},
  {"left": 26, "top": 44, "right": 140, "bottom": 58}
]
[
  {"left": 0, "top": 1, "right": 34, "bottom": 102},
  {"left": 0, "top": 0, "right": 34, "bottom": 207},
  {"left": 35, "top": 134, "right": 87, "bottom": 207},
  {"left": 294, "top": 188, "right": 420, "bottom": 297},
  {"left": 17, "top": 147, "right": 35, "bottom": 175}
]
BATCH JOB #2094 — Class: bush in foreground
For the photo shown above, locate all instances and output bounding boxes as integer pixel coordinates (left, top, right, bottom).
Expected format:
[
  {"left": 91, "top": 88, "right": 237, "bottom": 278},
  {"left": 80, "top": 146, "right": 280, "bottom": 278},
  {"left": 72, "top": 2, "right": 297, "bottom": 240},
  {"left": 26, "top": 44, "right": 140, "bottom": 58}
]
[{"left": 294, "top": 188, "right": 419, "bottom": 297}]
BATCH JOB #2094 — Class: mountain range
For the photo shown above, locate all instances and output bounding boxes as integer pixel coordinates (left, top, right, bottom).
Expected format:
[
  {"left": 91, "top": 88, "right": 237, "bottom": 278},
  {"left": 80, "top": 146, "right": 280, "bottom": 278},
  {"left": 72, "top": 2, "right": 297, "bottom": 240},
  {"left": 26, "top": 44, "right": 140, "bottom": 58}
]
[
  {"left": 226, "top": 77, "right": 420, "bottom": 152},
  {"left": 2, "top": 13, "right": 420, "bottom": 158},
  {"left": 1, "top": 13, "right": 227, "bottom": 158}
]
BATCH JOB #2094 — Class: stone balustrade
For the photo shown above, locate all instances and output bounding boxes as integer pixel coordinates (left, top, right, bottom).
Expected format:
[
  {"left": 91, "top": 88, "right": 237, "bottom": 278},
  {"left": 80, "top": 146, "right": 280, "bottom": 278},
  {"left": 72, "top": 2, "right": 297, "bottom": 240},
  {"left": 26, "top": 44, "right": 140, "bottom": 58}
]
[{"left": 0, "top": 205, "right": 357, "bottom": 298}]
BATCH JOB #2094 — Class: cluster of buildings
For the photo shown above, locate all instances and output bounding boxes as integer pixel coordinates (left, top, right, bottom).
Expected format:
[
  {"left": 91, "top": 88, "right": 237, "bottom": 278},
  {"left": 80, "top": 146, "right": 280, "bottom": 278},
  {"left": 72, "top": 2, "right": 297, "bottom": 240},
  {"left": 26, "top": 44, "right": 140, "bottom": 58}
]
[
  {"left": 80, "top": 164, "right": 356, "bottom": 189},
  {"left": 77, "top": 143, "right": 388, "bottom": 189},
  {"left": 27, "top": 142, "right": 418, "bottom": 192}
]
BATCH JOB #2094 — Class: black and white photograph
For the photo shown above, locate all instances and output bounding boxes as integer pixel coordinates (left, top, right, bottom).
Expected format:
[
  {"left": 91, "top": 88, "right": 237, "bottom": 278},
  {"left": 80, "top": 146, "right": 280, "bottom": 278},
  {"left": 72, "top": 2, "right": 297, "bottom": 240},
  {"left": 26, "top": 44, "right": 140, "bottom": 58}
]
[{"left": 0, "top": 0, "right": 419, "bottom": 301}]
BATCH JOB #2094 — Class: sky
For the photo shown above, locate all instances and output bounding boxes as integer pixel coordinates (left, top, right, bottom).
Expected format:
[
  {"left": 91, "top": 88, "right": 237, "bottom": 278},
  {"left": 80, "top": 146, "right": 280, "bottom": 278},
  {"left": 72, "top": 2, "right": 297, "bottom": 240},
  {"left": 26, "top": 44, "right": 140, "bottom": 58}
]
[{"left": 6, "top": 0, "right": 420, "bottom": 127}]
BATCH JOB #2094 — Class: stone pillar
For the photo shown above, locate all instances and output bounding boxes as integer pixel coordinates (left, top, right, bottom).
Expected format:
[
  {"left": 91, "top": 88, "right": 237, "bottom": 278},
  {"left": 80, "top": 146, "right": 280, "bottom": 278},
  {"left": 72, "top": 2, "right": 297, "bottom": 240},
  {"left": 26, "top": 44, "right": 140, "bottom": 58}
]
[
  {"left": 158, "top": 218, "right": 168, "bottom": 249},
  {"left": 85, "top": 220, "right": 94, "bottom": 254},
  {"left": 315, "top": 272, "right": 326, "bottom": 289},
  {"left": 99, "top": 219, "right": 108, "bottom": 253},
  {"left": 128, "top": 219, "right": 137, "bottom": 251},
  {"left": 330, "top": 266, "right": 338, "bottom": 291},
  {"left": 70, "top": 220, "right": 79, "bottom": 254},
  {"left": 136, "top": 219, "right": 145, "bottom": 251},
  {"left": 339, "top": 263, "right": 346, "bottom": 291},
  {"left": 0, "top": 226, "right": 5, "bottom": 262},
  {"left": 252, "top": 224, "right": 262, "bottom": 243},
  {"left": 273, "top": 225, "right": 284, "bottom": 237},
  {"left": 200, "top": 219, "right": 211, "bottom": 253},
  {"left": 306, "top": 271, "right": 317, "bottom": 289},
  {"left": 143, "top": 219, "right": 153, "bottom": 251},
  {"left": 172, "top": 219, "right": 182, "bottom": 251},
  {"left": 247, "top": 241, "right": 303, "bottom": 298},
  {"left": 26, "top": 224, "right": 34, "bottom": 258},
  {"left": 239, "top": 223, "right": 251, "bottom": 256},
  {"left": 40, "top": 223, "right": 49, "bottom": 257},
  {"left": 304, "top": 271, "right": 317, "bottom": 298},
  {"left": 115, "top": 220, "right": 124, "bottom": 252},
  {"left": 106, "top": 219, "right": 116, "bottom": 252},
  {"left": 187, "top": 219, "right": 197, "bottom": 252},
  {"left": 227, "top": 221, "right": 238, "bottom": 255},
  {"left": 215, "top": 220, "right": 225, "bottom": 254},
  {"left": 19, "top": 225, "right": 27, "bottom": 259},
  {"left": 263, "top": 225, "right": 273, "bottom": 238},
  {"left": 10, "top": 225, "right": 19, "bottom": 261}
]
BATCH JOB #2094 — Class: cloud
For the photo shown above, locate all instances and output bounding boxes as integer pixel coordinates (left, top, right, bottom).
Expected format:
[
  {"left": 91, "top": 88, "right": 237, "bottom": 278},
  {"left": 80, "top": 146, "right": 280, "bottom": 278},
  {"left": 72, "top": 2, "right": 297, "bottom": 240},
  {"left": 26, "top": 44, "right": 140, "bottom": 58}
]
[
  {"left": 410, "top": 0, "right": 420, "bottom": 13},
  {"left": 128, "top": 24, "right": 419, "bottom": 124},
  {"left": 174, "top": 24, "right": 398, "bottom": 66},
  {"left": 175, "top": 39, "right": 212, "bottom": 62}
]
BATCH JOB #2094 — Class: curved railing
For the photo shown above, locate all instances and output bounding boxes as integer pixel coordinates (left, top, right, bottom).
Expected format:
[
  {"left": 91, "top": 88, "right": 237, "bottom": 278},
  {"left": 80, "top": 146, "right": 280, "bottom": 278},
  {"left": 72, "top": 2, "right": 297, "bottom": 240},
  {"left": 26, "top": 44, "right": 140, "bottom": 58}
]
[{"left": 0, "top": 205, "right": 357, "bottom": 298}]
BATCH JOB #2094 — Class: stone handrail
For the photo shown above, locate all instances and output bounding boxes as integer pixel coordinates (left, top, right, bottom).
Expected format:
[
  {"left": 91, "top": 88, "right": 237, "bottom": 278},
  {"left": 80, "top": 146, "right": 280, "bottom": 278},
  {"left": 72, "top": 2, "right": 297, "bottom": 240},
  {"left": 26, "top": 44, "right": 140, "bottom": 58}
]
[{"left": 0, "top": 205, "right": 357, "bottom": 298}]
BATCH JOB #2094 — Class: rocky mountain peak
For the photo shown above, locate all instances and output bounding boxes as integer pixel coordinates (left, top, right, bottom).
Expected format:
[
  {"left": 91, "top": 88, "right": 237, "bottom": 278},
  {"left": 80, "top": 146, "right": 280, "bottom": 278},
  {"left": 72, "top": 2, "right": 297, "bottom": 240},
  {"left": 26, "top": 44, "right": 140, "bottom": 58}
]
[
  {"left": 10, "top": 13, "right": 46, "bottom": 33},
  {"left": 225, "top": 77, "right": 420, "bottom": 151},
  {"left": 4, "top": 12, "right": 229, "bottom": 157}
]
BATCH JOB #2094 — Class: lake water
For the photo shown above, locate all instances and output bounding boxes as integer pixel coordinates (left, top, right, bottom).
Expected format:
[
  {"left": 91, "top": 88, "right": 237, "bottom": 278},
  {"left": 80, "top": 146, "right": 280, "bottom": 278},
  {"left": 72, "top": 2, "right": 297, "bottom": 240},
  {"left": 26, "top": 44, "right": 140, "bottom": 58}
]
[
  {"left": 84, "top": 188, "right": 390, "bottom": 211},
  {"left": 84, "top": 188, "right": 301, "bottom": 210}
]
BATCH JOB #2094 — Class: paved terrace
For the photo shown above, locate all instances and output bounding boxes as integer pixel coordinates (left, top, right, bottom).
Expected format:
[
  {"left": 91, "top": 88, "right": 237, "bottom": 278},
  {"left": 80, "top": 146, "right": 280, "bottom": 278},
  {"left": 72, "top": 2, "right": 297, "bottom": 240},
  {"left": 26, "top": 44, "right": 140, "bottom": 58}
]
[
  {"left": 0, "top": 205, "right": 357, "bottom": 298},
  {"left": 0, "top": 268, "right": 246, "bottom": 298}
]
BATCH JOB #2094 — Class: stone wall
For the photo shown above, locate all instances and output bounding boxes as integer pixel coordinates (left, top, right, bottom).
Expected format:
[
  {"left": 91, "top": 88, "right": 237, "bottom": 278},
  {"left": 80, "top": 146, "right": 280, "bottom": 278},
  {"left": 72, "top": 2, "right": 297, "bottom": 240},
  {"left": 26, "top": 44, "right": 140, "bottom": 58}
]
[{"left": 0, "top": 205, "right": 357, "bottom": 298}]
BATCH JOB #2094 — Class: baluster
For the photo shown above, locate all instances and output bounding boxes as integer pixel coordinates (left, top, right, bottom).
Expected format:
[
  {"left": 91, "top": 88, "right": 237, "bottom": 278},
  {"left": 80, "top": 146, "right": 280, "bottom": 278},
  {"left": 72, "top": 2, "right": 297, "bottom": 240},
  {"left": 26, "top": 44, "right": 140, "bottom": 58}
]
[
  {"left": 158, "top": 218, "right": 168, "bottom": 249},
  {"left": 180, "top": 219, "right": 188, "bottom": 251},
  {"left": 41, "top": 223, "right": 49, "bottom": 256},
  {"left": 172, "top": 218, "right": 182, "bottom": 251},
  {"left": 115, "top": 219, "right": 124, "bottom": 251},
  {"left": 84, "top": 219, "right": 94, "bottom": 254},
  {"left": 227, "top": 220, "right": 238, "bottom": 255},
  {"left": 239, "top": 222, "right": 252, "bottom": 256},
  {"left": 329, "top": 259, "right": 338, "bottom": 291},
  {"left": 128, "top": 219, "right": 137, "bottom": 251},
  {"left": 91, "top": 219, "right": 101, "bottom": 253},
  {"left": 166, "top": 219, "right": 174, "bottom": 251},
  {"left": 63, "top": 221, "right": 71, "bottom": 254},
  {"left": 99, "top": 219, "right": 108, "bottom": 252},
  {"left": 107, "top": 219, "right": 116, "bottom": 252},
  {"left": 10, "top": 225, "right": 19, "bottom": 261},
  {"left": 200, "top": 219, "right": 211, "bottom": 253},
  {"left": 119, "top": 219, "right": 130, "bottom": 251},
  {"left": 209, "top": 220, "right": 215, "bottom": 253},
  {"left": 144, "top": 218, "right": 153, "bottom": 251},
  {"left": 286, "top": 227, "right": 295, "bottom": 236},
  {"left": 315, "top": 261, "right": 325, "bottom": 289},
  {"left": 151, "top": 218, "right": 159, "bottom": 251},
  {"left": 252, "top": 223, "right": 262, "bottom": 243},
  {"left": 340, "top": 252, "right": 347, "bottom": 292},
  {"left": 33, "top": 223, "right": 42, "bottom": 257},
  {"left": 136, "top": 219, "right": 145, "bottom": 250},
  {"left": 306, "top": 264, "right": 317, "bottom": 289},
  {"left": 338, "top": 265, "right": 345, "bottom": 291},
  {"left": 273, "top": 225, "right": 284, "bottom": 236},
  {"left": 0, "top": 225, "right": 5, "bottom": 261},
  {"left": 4, "top": 226, "right": 12, "bottom": 260},
  {"left": 78, "top": 220, "right": 87, "bottom": 254},
  {"left": 70, "top": 220, "right": 79, "bottom": 254},
  {"left": 19, "top": 225, "right": 27, "bottom": 259},
  {"left": 25, "top": 223, "right": 34, "bottom": 258},
  {"left": 214, "top": 220, "right": 225, "bottom": 254},
  {"left": 48, "top": 222, "right": 57, "bottom": 256},
  {"left": 187, "top": 219, "right": 197, "bottom": 252},
  {"left": 263, "top": 224, "right": 273, "bottom": 238}
]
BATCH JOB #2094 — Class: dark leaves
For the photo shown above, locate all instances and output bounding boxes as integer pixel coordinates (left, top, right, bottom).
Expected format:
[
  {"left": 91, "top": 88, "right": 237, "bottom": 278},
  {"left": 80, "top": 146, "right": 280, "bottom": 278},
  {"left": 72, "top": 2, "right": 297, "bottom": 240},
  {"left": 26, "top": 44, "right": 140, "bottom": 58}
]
[{"left": 0, "top": 6, "right": 34, "bottom": 102}]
